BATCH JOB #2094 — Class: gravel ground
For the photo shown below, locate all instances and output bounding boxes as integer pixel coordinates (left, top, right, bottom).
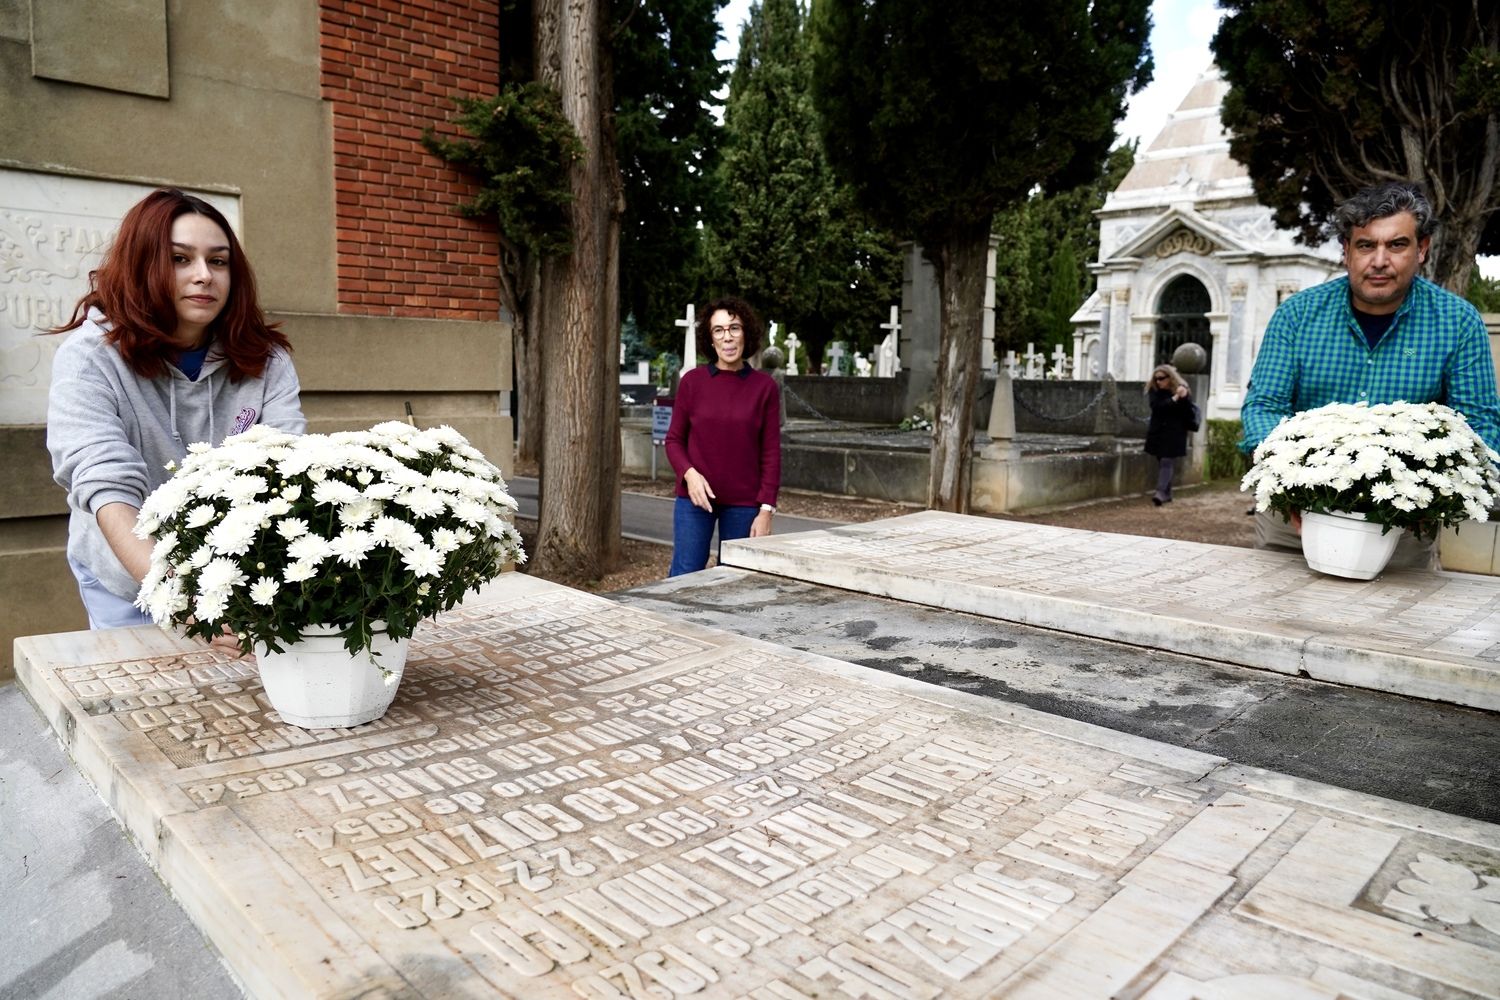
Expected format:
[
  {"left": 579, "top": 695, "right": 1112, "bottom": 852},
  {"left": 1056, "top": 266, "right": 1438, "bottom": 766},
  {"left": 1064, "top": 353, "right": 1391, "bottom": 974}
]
[{"left": 515, "top": 471, "right": 1254, "bottom": 593}]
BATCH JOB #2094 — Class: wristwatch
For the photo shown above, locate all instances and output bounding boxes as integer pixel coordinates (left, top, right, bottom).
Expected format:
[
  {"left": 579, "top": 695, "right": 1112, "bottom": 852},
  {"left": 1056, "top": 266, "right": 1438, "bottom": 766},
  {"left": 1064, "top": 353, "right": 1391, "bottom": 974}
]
[{"left": 759, "top": 504, "right": 776, "bottom": 514}]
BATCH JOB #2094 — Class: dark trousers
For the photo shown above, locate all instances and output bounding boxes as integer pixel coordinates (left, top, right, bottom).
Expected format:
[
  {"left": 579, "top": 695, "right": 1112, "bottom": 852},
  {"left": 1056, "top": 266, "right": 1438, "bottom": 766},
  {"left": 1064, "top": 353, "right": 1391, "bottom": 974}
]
[
  {"left": 669, "top": 497, "right": 760, "bottom": 576},
  {"left": 1154, "top": 457, "right": 1176, "bottom": 501}
]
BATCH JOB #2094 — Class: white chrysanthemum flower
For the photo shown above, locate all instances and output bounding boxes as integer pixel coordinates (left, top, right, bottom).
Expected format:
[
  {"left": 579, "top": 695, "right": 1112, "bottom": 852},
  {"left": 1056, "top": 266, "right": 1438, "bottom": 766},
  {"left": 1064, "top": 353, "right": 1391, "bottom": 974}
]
[
  {"left": 430, "top": 527, "right": 461, "bottom": 554},
  {"left": 364, "top": 482, "right": 401, "bottom": 501},
  {"left": 249, "top": 576, "right": 280, "bottom": 605},
  {"left": 189, "top": 544, "right": 214, "bottom": 569},
  {"left": 284, "top": 560, "right": 318, "bottom": 584},
  {"left": 207, "top": 509, "right": 261, "bottom": 556},
  {"left": 287, "top": 535, "right": 333, "bottom": 565},
  {"left": 223, "top": 475, "right": 269, "bottom": 504},
  {"left": 198, "top": 557, "right": 247, "bottom": 595},
  {"left": 370, "top": 516, "right": 421, "bottom": 550},
  {"left": 150, "top": 531, "right": 179, "bottom": 563},
  {"left": 277, "top": 518, "right": 310, "bottom": 541},
  {"left": 395, "top": 488, "right": 447, "bottom": 518},
  {"left": 184, "top": 504, "right": 217, "bottom": 529},
  {"left": 339, "top": 498, "right": 381, "bottom": 527},
  {"left": 264, "top": 497, "right": 293, "bottom": 517},
  {"left": 451, "top": 499, "right": 488, "bottom": 526},
  {"left": 330, "top": 529, "right": 376, "bottom": 566},
  {"left": 401, "top": 544, "right": 443, "bottom": 578},
  {"left": 313, "top": 479, "right": 363, "bottom": 506}
]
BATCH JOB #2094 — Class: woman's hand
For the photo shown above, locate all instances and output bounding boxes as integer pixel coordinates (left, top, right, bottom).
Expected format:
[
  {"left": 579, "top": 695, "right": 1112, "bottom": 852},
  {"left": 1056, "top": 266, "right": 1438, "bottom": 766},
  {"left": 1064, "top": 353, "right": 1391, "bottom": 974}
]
[
  {"left": 751, "top": 509, "right": 774, "bottom": 538},
  {"left": 209, "top": 625, "right": 247, "bottom": 658},
  {"left": 1173, "top": 385, "right": 1190, "bottom": 401},
  {"left": 684, "top": 468, "right": 715, "bottom": 511}
]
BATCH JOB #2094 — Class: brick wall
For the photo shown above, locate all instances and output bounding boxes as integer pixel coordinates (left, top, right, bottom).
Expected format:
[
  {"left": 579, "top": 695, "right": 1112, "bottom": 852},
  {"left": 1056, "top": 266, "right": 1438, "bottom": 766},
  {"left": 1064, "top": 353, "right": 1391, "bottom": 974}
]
[{"left": 319, "top": 0, "right": 501, "bottom": 319}]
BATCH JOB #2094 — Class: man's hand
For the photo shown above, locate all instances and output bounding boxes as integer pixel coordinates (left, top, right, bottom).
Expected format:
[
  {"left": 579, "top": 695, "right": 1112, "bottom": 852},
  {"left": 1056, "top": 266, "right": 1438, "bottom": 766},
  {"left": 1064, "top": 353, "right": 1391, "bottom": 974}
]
[
  {"left": 750, "top": 509, "right": 774, "bottom": 538},
  {"left": 684, "top": 468, "right": 715, "bottom": 512},
  {"left": 1290, "top": 508, "right": 1302, "bottom": 535}
]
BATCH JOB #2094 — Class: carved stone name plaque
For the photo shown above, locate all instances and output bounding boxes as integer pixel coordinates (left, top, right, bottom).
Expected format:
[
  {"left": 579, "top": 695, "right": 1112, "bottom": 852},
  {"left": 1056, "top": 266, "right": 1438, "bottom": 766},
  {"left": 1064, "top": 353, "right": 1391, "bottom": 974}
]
[
  {"left": 723, "top": 512, "right": 1500, "bottom": 712},
  {"left": 0, "top": 169, "right": 239, "bottom": 423},
  {"left": 15, "top": 574, "right": 1500, "bottom": 998}
]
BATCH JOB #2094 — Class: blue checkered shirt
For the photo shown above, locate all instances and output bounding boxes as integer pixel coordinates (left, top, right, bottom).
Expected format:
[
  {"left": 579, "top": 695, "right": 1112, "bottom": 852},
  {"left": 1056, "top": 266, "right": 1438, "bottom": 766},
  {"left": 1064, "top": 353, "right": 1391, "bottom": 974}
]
[{"left": 1240, "top": 275, "right": 1500, "bottom": 455}]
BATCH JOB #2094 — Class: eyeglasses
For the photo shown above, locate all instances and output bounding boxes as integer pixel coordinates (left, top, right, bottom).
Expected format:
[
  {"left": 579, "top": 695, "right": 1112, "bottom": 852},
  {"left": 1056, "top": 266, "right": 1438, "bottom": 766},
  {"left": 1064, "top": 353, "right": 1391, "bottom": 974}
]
[
  {"left": 711, "top": 323, "right": 744, "bottom": 339},
  {"left": 1153, "top": 374, "right": 1170, "bottom": 381}
]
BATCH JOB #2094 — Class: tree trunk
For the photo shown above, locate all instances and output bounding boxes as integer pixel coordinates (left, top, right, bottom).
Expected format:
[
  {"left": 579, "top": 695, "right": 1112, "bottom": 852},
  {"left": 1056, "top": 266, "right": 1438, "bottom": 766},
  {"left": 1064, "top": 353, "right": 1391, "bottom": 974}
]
[
  {"left": 516, "top": 259, "right": 543, "bottom": 465},
  {"left": 1427, "top": 216, "right": 1481, "bottom": 297},
  {"left": 534, "top": 0, "right": 619, "bottom": 582},
  {"left": 926, "top": 218, "right": 991, "bottom": 512}
]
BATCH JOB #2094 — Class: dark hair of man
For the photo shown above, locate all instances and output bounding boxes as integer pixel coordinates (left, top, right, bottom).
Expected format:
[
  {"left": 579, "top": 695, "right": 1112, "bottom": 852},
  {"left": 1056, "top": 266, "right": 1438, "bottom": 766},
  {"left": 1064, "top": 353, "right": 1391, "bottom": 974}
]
[
  {"left": 695, "top": 296, "right": 764, "bottom": 362},
  {"left": 1332, "top": 181, "right": 1437, "bottom": 244},
  {"left": 51, "top": 188, "right": 291, "bottom": 382}
]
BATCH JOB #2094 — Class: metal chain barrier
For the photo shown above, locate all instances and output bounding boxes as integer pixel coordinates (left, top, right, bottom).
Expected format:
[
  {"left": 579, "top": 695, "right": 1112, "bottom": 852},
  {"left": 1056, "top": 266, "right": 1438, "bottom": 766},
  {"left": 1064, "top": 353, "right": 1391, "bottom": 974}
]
[
  {"left": 1010, "top": 381, "right": 1109, "bottom": 423},
  {"left": 780, "top": 381, "right": 841, "bottom": 424},
  {"left": 1115, "top": 395, "right": 1151, "bottom": 426}
]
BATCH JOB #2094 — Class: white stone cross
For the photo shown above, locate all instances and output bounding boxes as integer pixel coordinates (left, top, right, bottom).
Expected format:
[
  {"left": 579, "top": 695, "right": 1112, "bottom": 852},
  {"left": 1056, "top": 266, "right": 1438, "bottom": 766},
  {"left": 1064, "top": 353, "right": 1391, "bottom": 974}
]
[
  {"left": 824, "top": 341, "right": 846, "bottom": 376},
  {"left": 1024, "top": 342, "right": 1045, "bottom": 380},
  {"left": 879, "top": 305, "right": 900, "bottom": 340},
  {"left": 1003, "top": 350, "right": 1019, "bottom": 379},
  {"left": 1049, "top": 343, "right": 1070, "bottom": 379},
  {"left": 784, "top": 332, "right": 800, "bottom": 376},
  {"left": 676, "top": 303, "right": 696, "bottom": 376}
]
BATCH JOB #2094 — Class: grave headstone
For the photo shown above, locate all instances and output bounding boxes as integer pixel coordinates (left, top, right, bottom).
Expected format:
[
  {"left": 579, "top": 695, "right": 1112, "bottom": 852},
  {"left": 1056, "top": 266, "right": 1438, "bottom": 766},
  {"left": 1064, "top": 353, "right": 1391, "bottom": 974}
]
[
  {"left": 1049, "top": 344, "right": 1070, "bottom": 380},
  {"left": 875, "top": 307, "right": 901, "bottom": 378},
  {"left": 824, "top": 341, "right": 846, "bottom": 377},
  {"left": 1003, "top": 350, "right": 1019, "bottom": 379},
  {"left": 783, "top": 332, "right": 800, "bottom": 376},
  {"left": 676, "top": 303, "right": 696, "bottom": 376},
  {"left": 853, "top": 351, "right": 872, "bottom": 377}
]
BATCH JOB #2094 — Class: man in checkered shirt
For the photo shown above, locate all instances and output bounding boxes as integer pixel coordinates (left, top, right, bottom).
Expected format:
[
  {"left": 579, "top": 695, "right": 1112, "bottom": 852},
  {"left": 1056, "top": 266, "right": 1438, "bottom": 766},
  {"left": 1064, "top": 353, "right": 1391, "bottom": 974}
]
[{"left": 1240, "top": 181, "right": 1500, "bottom": 566}]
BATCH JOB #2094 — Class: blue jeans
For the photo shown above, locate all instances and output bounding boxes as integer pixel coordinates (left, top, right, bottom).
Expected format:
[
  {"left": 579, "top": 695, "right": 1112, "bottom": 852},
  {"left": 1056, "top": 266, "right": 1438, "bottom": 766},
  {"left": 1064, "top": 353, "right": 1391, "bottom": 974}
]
[
  {"left": 669, "top": 498, "right": 760, "bottom": 577},
  {"left": 68, "top": 556, "right": 153, "bottom": 629}
]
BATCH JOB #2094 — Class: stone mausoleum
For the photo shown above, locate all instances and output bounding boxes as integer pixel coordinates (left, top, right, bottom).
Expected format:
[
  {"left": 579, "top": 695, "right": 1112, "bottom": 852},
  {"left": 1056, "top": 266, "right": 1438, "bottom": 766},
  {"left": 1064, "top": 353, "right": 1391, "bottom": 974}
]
[
  {"left": 0, "top": 1, "right": 513, "bottom": 672},
  {"left": 1071, "top": 67, "right": 1342, "bottom": 420}
]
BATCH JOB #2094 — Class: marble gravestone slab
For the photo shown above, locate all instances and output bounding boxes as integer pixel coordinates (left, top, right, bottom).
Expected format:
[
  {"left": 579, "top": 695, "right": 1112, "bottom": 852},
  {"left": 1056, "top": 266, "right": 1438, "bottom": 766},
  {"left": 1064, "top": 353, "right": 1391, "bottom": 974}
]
[
  {"left": 14, "top": 574, "right": 1500, "bottom": 999},
  {"left": 722, "top": 511, "right": 1500, "bottom": 712}
]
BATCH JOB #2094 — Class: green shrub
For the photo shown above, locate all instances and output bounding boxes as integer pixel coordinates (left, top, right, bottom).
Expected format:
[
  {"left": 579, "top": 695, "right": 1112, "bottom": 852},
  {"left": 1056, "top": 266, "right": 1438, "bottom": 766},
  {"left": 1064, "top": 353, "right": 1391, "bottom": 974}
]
[{"left": 1205, "top": 418, "right": 1251, "bottom": 482}]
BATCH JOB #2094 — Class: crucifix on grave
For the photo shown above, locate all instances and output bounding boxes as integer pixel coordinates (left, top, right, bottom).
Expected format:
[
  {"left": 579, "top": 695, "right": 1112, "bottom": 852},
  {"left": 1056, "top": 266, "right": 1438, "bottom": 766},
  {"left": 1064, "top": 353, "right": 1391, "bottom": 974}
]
[
  {"left": 783, "top": 332, "right": 800, "bottom": 375},
  {"left": 876, "top": 305, "right": 902, "bottom": 377},
  {"left": 676, "top": 303, "right": 696, "bottom": 376},
  {"left": 824, "top": 341, "right": 846, "bottom": 376},
  {"left": 1003, "top": 350, "right": 1019, "bottom": 379},
  {"left": 1049, "top": 343, "right": 1071, "bottom": 380},
  {"left": 1024, "top": 342, "right": 1045, "bottom": 380}
]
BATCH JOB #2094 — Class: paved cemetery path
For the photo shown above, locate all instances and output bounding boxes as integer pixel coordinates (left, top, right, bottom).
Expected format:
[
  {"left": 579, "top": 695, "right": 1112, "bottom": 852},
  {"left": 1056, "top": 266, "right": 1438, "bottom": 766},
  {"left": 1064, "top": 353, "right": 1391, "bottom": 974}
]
[{"left": 508, "top": 476, "right": 840, "bottom": 542}]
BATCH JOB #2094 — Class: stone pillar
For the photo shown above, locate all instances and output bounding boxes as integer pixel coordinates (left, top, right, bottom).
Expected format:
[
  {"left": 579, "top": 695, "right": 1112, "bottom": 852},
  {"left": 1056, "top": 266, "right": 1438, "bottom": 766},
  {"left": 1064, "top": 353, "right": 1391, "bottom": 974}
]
[
  {"left": 979, "top": 371, "right": 1020, "bottom": 461},
  {"left": 1091, "top": 375, "right": 1121, "bottom": 449},
  {"left": 898, "top": 241, "right": 940, "bottom": 417}
]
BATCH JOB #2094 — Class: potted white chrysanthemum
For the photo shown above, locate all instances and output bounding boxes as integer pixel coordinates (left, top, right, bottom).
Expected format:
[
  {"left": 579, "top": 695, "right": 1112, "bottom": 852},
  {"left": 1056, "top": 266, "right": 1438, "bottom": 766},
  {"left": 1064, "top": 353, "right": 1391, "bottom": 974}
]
[
  {"left": 135, "top": 422, "right": 525, "bottom": 727},
  {"left": 1242, "top": 401, "right": 1500, "bottom": 579}
]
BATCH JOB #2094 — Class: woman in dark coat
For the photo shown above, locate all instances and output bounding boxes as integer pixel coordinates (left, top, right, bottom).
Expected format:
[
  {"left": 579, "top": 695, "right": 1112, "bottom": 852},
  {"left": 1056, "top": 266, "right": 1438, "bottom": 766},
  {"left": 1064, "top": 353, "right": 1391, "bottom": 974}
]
[{"left": 1145, "top": 363, "right": 1194, "bottom": 505}]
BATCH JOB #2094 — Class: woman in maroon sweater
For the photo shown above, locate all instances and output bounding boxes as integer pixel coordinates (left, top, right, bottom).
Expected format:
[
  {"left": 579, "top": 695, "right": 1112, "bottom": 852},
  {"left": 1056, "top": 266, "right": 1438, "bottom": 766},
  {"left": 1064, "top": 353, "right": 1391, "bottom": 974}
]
[{"left": 664, "top": 296, "right": 782, "bottom": 576}]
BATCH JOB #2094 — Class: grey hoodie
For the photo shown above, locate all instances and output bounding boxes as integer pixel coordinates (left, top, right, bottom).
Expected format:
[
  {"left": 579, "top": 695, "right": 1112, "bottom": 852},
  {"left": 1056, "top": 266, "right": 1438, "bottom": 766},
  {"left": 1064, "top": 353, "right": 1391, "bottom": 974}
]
[{"left": 47, "top": 310, "right": 305, "bottom": 601}]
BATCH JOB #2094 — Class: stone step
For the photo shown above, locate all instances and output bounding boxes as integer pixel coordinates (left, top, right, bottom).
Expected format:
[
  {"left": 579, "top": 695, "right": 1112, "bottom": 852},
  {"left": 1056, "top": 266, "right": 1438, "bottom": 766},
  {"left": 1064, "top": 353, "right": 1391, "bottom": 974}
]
[{"left": 722, "top": 511, "right": 1500, "bottom": 711}]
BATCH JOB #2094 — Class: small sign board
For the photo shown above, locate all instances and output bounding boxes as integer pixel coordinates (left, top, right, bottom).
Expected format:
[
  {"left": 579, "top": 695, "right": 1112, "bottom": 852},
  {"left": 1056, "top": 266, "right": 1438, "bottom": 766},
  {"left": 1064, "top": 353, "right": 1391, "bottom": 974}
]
[{"left": 651, "top": 396, "right": 673, "bottom": 445}]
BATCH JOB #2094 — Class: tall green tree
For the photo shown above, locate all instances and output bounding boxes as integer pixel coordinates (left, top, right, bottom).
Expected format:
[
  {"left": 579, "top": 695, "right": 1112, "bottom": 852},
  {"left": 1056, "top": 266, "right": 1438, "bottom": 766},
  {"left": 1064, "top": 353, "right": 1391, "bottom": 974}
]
[
  {"left": 992, "top": 142, "right": 1136, "bottom": 352},
  {"left": 615, "top": 0, "right": 727, "bottom": 351},
  {"left": 1213, "top": 0, "right": 1500, "bottom": 291},
  {"left": 810, "top": 1, "right": 1151, "bottom": 509},
  {"left": 709, "top": 0, "right": 900, "bottom": 365}
]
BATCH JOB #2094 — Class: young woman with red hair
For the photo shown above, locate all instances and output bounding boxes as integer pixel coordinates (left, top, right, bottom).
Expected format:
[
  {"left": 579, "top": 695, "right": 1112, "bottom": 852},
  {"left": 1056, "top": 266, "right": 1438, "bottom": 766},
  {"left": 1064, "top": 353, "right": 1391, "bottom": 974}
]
[{"left": 48, "top": 188, "right": 304, "bottom": 633}]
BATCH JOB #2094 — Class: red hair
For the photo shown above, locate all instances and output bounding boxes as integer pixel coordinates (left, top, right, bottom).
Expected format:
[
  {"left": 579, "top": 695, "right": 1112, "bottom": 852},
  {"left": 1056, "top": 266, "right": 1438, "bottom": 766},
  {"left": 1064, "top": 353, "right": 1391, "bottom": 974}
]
[{"left": 52, "top": 189, "right": 290, "bottom": 381}]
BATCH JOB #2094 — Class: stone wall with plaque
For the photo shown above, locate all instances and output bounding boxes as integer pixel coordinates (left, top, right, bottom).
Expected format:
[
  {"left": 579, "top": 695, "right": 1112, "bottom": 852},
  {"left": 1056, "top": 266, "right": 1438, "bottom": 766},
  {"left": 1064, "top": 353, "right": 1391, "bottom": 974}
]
[{"left": 15, "top": 574, "right": 1500, "bottom": 998}]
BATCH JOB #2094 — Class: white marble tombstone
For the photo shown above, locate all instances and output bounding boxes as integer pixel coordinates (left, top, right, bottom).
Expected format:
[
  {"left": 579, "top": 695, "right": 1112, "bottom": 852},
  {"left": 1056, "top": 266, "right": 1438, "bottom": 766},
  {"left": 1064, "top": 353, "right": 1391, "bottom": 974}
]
[
  {"left": 0, "top": 169, "right": 240, "bottom": 424},
  {"left": 784, "top": 332, "right": 800, "bottom": 376},
  {"left": 824, "top": 341, "right": 846, "bottom": 377},
  {"left": 675, "top": 303, "right": 697, "bottom": 377},
  {"left": 1049, "top": 344, "right": 1070, "bottom": 380}
]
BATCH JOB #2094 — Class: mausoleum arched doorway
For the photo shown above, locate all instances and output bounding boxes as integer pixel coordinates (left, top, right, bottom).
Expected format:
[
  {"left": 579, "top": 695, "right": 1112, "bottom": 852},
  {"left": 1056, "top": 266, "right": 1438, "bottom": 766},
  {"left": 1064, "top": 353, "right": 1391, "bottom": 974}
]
[{"left": 1154, "top": 274, "right": 1212, "bottom": 372}]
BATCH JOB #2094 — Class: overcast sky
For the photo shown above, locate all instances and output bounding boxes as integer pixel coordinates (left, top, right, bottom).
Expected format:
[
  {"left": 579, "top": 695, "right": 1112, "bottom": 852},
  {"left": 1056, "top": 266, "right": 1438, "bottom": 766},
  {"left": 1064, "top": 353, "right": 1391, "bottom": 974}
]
[{"left": 713, "top": 0, "right": 1219, "bottom": 148}]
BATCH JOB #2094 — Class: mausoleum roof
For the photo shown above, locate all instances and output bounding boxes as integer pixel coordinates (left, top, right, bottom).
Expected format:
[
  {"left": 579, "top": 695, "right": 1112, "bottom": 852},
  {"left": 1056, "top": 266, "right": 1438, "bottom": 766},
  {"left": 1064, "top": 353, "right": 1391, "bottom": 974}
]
[{"left": 1104, "top": 66, "right": 1254, "bottom": 212}]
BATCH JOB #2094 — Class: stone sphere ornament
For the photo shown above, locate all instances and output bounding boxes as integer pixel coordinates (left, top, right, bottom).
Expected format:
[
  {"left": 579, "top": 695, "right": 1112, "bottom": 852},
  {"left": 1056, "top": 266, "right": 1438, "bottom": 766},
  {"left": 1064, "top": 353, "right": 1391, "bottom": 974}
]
[
  {"left": 759, "top": 345, "right": 786, "bottom": 372},
  {"left": 1171, "top": 342, "right": 1209, "bottom": 374}
]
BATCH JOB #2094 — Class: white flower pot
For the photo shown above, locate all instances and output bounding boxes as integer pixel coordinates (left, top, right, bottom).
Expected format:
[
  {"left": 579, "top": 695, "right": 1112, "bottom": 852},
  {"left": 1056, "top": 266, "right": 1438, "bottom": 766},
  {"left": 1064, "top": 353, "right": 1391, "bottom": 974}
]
[
  {"left": 1300, "top": 510, "right": 1401, "bottom": 580},
  {"left": 254, "top": 625, "right": 409, "bottom": 729}
]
